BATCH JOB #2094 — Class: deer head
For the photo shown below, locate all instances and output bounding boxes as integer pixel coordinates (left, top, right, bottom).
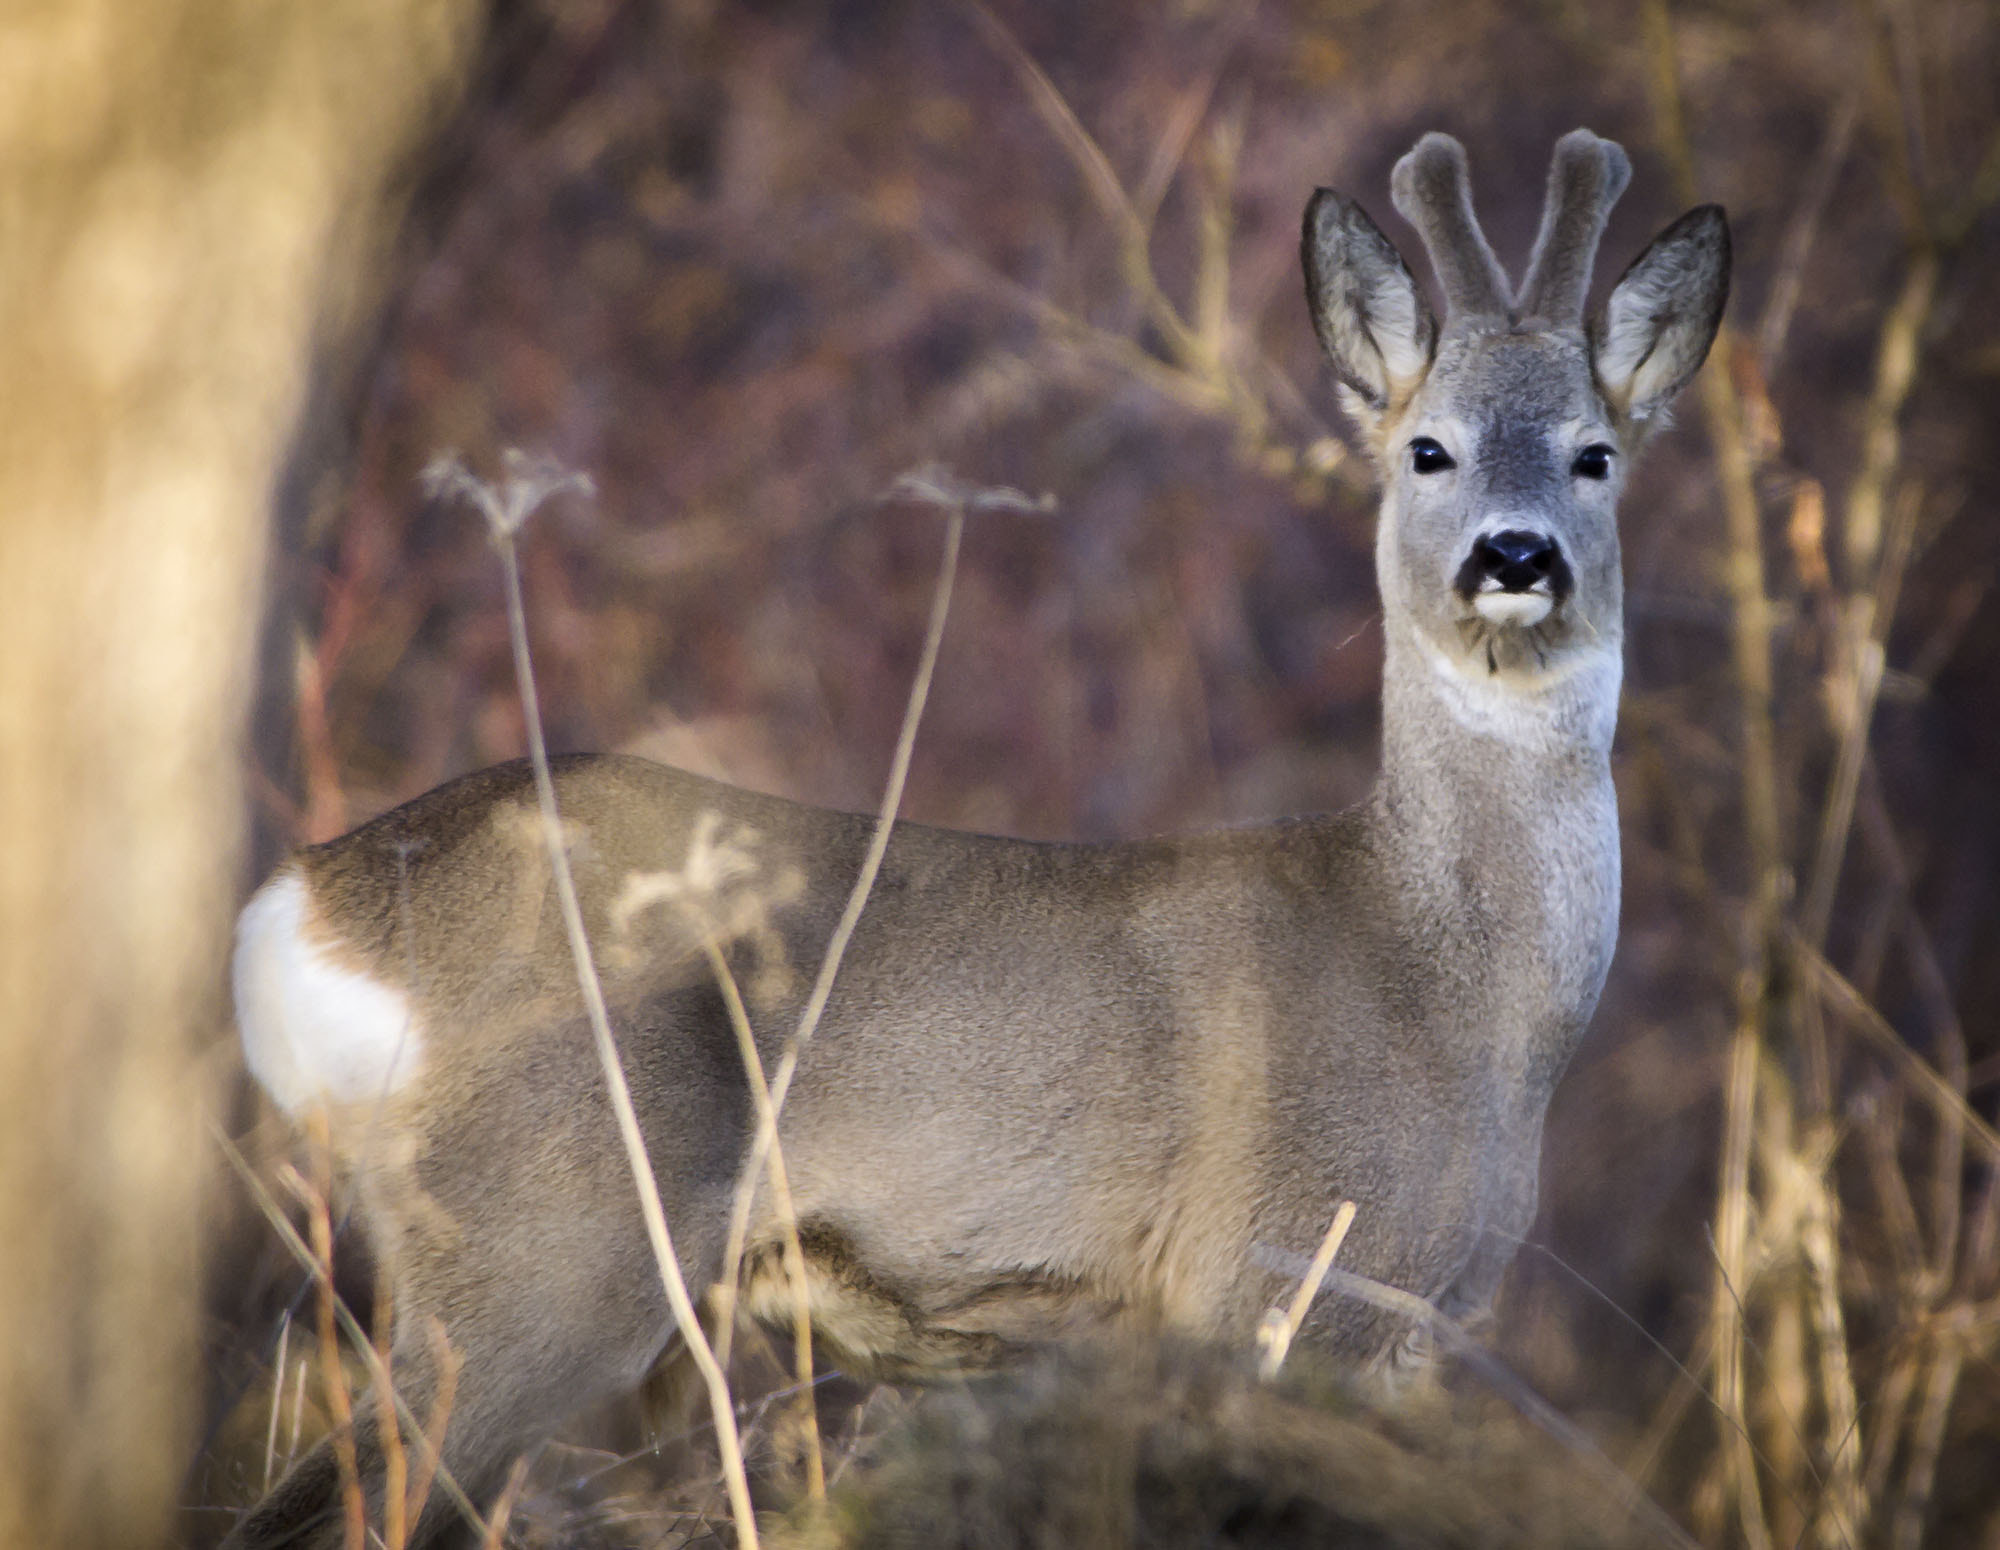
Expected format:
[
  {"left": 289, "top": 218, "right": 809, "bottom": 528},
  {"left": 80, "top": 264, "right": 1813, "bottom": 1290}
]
[{"left": 1303, "top": 130, "right": 1729, "bottom": 685}]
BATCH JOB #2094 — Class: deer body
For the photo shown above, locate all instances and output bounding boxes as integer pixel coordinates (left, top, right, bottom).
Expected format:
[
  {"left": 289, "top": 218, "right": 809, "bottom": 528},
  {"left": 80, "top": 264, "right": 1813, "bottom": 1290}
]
[{"left": 226, "top": 131, "right": 1726, "bottom": 1548}]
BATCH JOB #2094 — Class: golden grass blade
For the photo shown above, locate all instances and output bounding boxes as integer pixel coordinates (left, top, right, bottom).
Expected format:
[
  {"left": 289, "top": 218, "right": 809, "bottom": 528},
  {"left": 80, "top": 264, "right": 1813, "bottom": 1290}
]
[
  {"left": 1799, "top": 273, "right": 1933, "bottom": 952},
  {"left": 1256, "top": 1200, "right": 1356, "bottom": 1381},
  {"left": 477, "top": 1456, "right": 532, "bottom": 1550},
  {"left": 1708, "top": 1022, "right": 1776, "bottom": 1550},
  {"left": 1795, "top": 1127, "right": 1864, "bottom": 1550},
  {"left": 262, "top": 1312, "right": 291, "bottom": 1494}
]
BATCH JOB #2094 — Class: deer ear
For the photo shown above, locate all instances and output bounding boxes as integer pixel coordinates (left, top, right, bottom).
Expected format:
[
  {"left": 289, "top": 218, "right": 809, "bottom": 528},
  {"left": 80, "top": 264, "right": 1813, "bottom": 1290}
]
[
  {"left": 1591, "top": 204, "right": 1730, "bottom": 421},
  {"left": 1303, "top": 188, "right": 1437, "bottom": 426}
]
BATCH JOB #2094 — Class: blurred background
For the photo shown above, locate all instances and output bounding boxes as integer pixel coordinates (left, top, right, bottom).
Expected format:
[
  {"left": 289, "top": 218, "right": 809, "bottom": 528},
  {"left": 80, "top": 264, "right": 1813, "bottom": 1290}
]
[{"left": 4, "top": 0, "right": 1995, "bottom": 1545}]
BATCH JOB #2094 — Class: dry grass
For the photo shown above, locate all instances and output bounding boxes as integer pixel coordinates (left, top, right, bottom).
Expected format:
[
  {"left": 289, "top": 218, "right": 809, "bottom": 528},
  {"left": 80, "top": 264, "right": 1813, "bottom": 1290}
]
[{"left": 767, "top": 1341, "right": 1684, "bottom": 1550}]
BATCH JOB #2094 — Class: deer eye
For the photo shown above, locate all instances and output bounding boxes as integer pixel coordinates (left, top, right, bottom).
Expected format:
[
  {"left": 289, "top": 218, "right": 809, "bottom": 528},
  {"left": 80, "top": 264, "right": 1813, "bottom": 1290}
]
[
  {"left": 1409, "top": 437, "right": 1456, "bottom": 475},
  {"left": 1572, "top": 443, "right": 1614, "bottom": 480}
]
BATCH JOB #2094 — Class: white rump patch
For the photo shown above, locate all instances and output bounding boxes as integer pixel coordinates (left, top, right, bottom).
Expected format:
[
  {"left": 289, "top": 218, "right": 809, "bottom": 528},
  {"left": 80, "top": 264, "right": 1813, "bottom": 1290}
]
[
  {"left": 1472, "top": 591, "right": 1553, "bottom": 628},
  {"left": 234, "top": 872, "right": 422, "bottom": 1115}
]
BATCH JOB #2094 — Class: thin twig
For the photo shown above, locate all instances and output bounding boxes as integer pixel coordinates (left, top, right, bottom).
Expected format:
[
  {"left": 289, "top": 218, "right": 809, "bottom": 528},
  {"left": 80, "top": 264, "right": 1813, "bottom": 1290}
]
[
  {"left": 1857, "top": 760, "right": 1974, "bottom": 1285},
  {"left": 1252, "top": 1248, "right": 1702, "bottom": 1550},
  {"left": 921, "top": 228, "right": 1231, "bottom": 417},
  {"left": 1798, "top": 262, "right": 1934, "bottom": 953},
  {"left": 1857, "top": 1082, "right": 1928, "bottom": 1287},
  {"left": 1861, "top": 1335, "right": 1922, "bottom": 1517},
  {"left": 1759, "top": 1281, "right": 1808, "bottom": 1550},
  {"left": 1757, "top": 77, "right": 1863, "bottom": 376},
  {"left": 1875, "top": 0, "right": 1929, "bottom": 207},
  {"left": 1794, "top": 1122, "right": 1865, "bottom": 1549},
  {"left": 1623, "top": 1324, "right": 1713, "bottom": 1492},
  {"left": 1193, "top": 110, "right": 1243, "bottom": 390},
  {"left": 1131, "top": 0, "right": 1259, "bottom": 226},
  {"left": 961, "top": 0, "right": 1294, "bottom": 460},
  {"left": 1710, "top": 1024, "right": 1777, "bottom": 1550},
  {"left": 701, "top": 937, "right": 826, "bottom": 1504},
  {"left": 1504, "top": 1235, "right": 1731, "bottom": 1455},
  {"left": 1640, "top": 8, "right": 1783, "bottom": 916},
  {"left": 287, "top": 1351, "right": 308, "bottom": 1467},
  {"left": 374, "top": 1259, "right": 408, "bottom": 1550},
  {"left": 1505, "top": 1232, "right": 1835, "bottom": 1545},
  {"left": 962, "top": 0, "right": 1202, "bottom": 369},
  {"left": 720, "top": 477, "right": 977, "bottom": 1310},
  {"left": 1742, "top": 1108, "right": 1844, "bottom": 1540}
]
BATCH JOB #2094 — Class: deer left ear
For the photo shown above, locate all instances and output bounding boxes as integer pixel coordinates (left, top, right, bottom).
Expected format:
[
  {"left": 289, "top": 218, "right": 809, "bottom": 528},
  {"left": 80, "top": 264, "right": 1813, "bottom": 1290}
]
[
  {"left": 1591, "top": 204, "right": 1730, "bottom": 422},
  {"left": 1302, "top": 188, "right": 1437, "bottom": 429}
]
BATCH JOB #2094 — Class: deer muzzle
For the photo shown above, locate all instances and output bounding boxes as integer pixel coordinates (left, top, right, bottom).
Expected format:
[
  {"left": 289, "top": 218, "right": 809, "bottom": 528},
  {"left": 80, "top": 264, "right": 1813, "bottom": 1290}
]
[{"left": 1456, "top": 529, "right": 1574, "bottom": 627}]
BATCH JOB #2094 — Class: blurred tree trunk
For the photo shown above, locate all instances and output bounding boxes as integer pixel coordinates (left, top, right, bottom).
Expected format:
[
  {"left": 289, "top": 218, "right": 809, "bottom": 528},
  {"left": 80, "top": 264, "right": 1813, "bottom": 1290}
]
[{"left": 0, "top": 3, "right": 478, "bottom": 1545}]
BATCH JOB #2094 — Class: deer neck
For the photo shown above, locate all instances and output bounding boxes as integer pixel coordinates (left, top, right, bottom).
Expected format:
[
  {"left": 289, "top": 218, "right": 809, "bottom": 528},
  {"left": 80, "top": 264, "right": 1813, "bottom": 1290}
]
[{"left": 1368, "top": 609, "right": 1623, "bottom": 1086}]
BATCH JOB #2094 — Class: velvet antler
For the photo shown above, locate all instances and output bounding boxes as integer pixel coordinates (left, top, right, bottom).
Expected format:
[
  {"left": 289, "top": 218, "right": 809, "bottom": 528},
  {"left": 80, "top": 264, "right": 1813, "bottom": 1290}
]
[
  {"left": 1389, "top": 132, "right": 1511, "bottom": 324},
  {"left": 1516, "top": 129, "right": 1632, "bottom": 327}
]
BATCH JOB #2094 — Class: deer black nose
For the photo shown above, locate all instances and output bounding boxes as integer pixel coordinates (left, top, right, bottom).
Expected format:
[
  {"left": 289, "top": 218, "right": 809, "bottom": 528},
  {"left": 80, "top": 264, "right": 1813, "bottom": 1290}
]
[{"left": 1471, "top": 530, "right": 1560, "bottom": 593}]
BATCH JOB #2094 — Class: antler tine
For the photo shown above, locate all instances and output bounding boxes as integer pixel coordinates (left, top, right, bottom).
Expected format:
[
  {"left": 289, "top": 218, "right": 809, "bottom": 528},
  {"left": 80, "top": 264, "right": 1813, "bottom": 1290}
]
[
  {"left": 1389, "top": 132, "right": 1511, "bottom": 324},
  {"left": 1516, "top": 129, "right": 1632, "bottom": 327}
]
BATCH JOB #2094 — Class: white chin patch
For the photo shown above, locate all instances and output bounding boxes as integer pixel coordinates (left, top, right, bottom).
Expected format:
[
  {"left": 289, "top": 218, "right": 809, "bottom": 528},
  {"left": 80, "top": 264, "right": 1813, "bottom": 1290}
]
[
  {"left": 234, "top": 871, "right": 423, "bottom": 1115},
  {"left": 1472, "top": 591, "right": 1553, "bottom": 628}
]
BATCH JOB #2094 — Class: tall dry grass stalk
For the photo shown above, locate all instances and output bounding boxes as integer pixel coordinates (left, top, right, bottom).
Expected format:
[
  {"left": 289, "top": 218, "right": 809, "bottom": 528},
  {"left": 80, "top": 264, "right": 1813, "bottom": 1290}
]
[
  {"left": 427, "top": 453, "right": 765, "bottom": 1547},
  {"left": 1644, "top": 8, "right": 1787, "bottom": 1543},
  {"left": 1637, "top": 2, "right": 2000, "bottom": 1545}
]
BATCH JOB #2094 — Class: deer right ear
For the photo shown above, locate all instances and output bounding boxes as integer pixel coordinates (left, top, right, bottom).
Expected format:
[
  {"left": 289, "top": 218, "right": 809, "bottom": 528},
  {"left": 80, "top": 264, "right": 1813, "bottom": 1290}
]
[
  {"left": 1303, "top": 189, "right": 1437, "bottom": 425},
  {"left": 1591, "top": 204, "right": 1730, "bottom": 423}
]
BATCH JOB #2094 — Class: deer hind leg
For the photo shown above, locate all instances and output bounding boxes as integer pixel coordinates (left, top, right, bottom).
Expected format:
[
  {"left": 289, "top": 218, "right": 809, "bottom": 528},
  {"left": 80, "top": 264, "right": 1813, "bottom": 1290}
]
[
  {"left": 230, "top": 1064, "right": 743, "bottom": 1543},
  {"left": 219, "top": 1334, "right": 454, "bottom": 1550},
  {"left": 223, "top": 1190, "right": 702, "bottom": 1550},
  {"left": 227, "top": 1188, "right": 728, "bottom": 1548}
]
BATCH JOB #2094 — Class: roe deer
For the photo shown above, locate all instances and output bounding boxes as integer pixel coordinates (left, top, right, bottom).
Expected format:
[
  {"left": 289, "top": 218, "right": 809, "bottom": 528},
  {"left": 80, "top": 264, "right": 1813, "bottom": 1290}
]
[{"left": 225, "top": 129, "right": 1728, "bottom": 1547}]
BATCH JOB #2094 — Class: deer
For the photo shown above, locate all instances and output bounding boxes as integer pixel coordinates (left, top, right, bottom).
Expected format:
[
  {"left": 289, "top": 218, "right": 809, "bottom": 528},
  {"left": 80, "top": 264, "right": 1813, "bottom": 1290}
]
[{"left": 223, "top": 129, "right": 1728, "bottom": 1547}]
